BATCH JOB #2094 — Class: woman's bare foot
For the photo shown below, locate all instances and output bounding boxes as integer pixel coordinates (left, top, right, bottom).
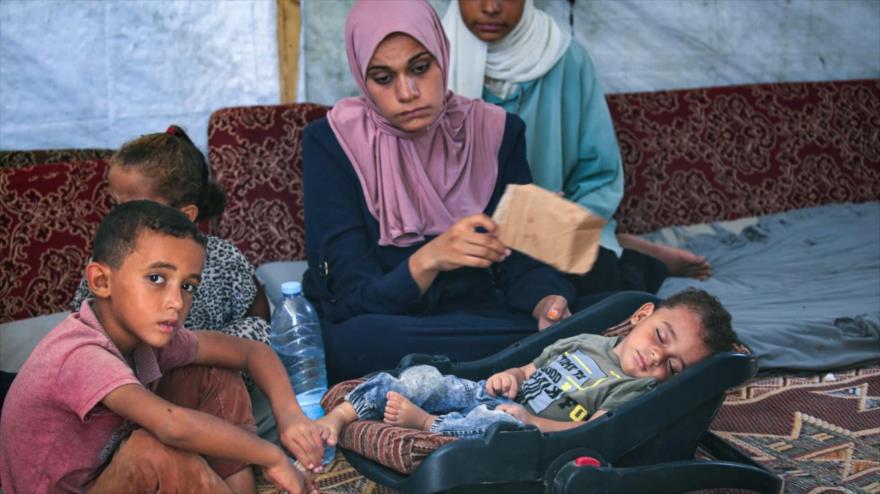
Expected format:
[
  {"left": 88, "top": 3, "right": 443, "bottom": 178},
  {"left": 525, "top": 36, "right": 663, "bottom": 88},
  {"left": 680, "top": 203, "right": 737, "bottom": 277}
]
[
  {"left": 618, "top": 234, "right": 712, "bottom": 280},
  {"left": 315, "top": 403, "right": 357, "bottom": 447},
  {"left": 384, "top": 391, "right": 435, "bottom": 431}
]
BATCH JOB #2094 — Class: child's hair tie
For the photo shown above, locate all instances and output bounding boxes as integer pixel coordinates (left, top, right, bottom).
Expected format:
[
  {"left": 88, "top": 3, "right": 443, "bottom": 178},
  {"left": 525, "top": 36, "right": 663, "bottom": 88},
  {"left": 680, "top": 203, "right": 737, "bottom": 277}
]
[{"left": 164, "top": 124, "right": 211, "bottom": 183}]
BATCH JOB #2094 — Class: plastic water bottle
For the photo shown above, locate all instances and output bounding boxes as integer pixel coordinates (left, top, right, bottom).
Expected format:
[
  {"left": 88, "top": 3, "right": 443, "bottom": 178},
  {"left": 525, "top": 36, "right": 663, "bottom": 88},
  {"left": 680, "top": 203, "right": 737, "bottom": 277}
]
[{"left": 271, "top": 281, "right": 335, "bottom": 465}]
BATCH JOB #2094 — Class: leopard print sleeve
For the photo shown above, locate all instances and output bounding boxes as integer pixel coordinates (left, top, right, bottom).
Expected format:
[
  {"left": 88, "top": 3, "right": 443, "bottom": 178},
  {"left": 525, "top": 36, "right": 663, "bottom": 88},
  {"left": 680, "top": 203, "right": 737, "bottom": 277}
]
[
  {"left": 69, "top": 276, "right": 91, "bottom": 312},
  {"left": 185, "top": 236, "right": 270, "bottom": 344},
  {"left": 219, "top": 315, "right": 271, "bottom": 345}
]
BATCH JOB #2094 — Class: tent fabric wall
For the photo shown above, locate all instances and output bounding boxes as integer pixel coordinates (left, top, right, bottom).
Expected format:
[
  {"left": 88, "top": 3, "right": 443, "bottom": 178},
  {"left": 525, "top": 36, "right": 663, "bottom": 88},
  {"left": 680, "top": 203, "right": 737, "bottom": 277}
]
[
  {"left": 2, "top": 0, "right": 878, "bottom": 152},
  {"left": 301, "top": 0, "right": 880, "bottom": 105},
  {"left": 0, "top": 0, "right": 280, "bottom": 152}
]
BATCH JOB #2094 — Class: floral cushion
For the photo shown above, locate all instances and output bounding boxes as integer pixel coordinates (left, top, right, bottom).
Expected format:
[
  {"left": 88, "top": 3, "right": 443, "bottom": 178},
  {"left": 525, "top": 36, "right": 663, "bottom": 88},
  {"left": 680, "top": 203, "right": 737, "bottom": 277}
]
[
  {"left": 207, "top": 103, "right": 330, "bottom": 267},
  {"left": 0, "top": 149, "right": 114, "bottom": 170},
  {"left": 321, "top": 379, "right": 455, "bottom": 475},
  {"left": 609, "top": 79, "right": 880, "bottom": 233},
  {"left": 0, "top": 160, "right": 111, "bottom": 322},
  {"left": 208, "top": 81, "right": 880, "bottom": 269}
]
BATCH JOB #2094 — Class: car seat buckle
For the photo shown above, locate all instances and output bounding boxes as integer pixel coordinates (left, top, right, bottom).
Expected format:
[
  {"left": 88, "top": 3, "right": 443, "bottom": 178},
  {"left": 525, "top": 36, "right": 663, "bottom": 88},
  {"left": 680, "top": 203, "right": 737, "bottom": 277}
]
[{"left": 574, "top": 456, "right": 601, "bottom": 467}]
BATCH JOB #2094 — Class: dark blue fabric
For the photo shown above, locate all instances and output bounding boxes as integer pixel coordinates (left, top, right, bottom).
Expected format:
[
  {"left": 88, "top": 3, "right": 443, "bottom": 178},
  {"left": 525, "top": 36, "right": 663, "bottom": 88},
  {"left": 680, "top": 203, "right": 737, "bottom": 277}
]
[
  {"left": 301, "top": 113, "right": 576, "bottom": 382},
  {"left": 567, "top": 247, "right": 669, "bottom": 297},
  {"left": 322, "top": 309, "right": 539, "bottom": 383}
]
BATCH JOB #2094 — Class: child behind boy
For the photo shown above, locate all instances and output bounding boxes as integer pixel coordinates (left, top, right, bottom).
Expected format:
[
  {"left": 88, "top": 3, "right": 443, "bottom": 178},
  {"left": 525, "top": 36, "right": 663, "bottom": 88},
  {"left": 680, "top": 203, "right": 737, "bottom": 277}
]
[
  {"left": 318, "top": 288, "right": 736, "bottom": 441},
  {"left": 71, "top": 125, "right": 270, "bottom": 344},
  {"left": 1, "top": 201, "right": 323, "bottom": 494}
]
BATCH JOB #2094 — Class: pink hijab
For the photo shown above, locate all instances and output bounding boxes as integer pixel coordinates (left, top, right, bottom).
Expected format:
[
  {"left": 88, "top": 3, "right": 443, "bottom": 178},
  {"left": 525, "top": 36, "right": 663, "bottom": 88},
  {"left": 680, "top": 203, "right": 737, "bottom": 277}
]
[{"left": 328, "top": 0, "right": 507, "bottom": 247}]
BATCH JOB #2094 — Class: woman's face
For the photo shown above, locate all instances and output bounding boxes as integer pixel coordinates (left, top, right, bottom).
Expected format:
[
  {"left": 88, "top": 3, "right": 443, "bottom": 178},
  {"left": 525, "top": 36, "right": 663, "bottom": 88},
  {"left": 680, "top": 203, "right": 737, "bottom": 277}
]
[
  {"left": 458, "top": 0, "right": 526, "bottom": 43},
  {"left": 364, "top": 33, "right": 444, "bottom": 133}
]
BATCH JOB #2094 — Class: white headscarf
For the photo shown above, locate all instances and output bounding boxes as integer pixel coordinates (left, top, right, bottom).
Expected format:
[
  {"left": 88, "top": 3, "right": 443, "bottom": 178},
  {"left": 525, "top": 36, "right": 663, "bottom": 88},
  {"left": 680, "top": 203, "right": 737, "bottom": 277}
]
[{"left": 442, "top": 0, "right": 571, "bottom": 100}]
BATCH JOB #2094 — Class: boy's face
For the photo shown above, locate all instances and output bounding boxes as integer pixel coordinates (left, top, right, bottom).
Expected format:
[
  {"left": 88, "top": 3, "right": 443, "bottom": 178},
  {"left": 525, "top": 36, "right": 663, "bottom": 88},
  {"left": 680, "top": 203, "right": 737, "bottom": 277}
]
[
  {"left": 612, "top": 303, "right": 711, "bottom": 382},
  {"left": 88, "top": 229, "right": 204, "bottom": 353}
]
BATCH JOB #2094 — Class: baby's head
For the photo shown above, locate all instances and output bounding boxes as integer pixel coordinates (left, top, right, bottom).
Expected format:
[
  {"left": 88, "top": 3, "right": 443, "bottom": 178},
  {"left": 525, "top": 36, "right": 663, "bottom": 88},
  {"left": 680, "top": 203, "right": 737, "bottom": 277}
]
[
  {"left": 613, "top": 288, "right": 736, "bottom": 382},
  {"left": 86, "top": 200, "right": 206, "bottom": 350},
  {"left": 108, "top": 126, "right": 226, "bottom": 223}
]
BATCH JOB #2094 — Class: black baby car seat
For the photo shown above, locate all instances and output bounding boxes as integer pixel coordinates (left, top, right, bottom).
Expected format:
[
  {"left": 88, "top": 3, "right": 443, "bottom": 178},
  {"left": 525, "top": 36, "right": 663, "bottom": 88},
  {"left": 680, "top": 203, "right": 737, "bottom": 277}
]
[{"left": 341, "top": 291, "right": 783, "bottom": 493}]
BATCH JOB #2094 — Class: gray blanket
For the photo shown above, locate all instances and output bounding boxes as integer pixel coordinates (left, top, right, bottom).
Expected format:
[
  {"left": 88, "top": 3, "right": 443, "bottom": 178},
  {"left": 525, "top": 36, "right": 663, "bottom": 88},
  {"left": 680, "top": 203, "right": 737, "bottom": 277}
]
[{"left": 648, "top": 202, "right": 880, "bottom": 371}]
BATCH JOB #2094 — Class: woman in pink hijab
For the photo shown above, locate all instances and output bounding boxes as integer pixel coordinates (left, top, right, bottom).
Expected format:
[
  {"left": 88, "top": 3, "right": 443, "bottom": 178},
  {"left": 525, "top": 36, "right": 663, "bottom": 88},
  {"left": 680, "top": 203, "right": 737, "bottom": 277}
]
[{"left": 301, "top": 0, "right": 575, "bottom": 383}]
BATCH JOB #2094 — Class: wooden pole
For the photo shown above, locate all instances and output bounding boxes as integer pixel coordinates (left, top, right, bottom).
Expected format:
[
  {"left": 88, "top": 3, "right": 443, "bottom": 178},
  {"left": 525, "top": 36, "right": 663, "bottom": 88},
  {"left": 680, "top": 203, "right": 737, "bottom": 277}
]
[{"left": 277, "top": 0, "right": 301, "bottom": 103}]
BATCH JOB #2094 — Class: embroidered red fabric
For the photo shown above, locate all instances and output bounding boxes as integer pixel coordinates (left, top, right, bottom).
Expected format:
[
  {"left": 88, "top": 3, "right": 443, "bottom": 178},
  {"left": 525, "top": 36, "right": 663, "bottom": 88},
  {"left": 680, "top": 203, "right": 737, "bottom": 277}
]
[
  {"left": 207, "top": 103, "right": 330, "bottom": 267},
  {"left": 0, "top": 160, "right": 111, "bottom": 322}
]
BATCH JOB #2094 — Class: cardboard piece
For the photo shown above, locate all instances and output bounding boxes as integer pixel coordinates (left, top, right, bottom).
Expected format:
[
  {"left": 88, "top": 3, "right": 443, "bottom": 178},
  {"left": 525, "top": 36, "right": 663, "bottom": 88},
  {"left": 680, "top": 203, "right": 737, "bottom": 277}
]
[{"left": 492, "top": 184, "right": 605, "bottom": 274}]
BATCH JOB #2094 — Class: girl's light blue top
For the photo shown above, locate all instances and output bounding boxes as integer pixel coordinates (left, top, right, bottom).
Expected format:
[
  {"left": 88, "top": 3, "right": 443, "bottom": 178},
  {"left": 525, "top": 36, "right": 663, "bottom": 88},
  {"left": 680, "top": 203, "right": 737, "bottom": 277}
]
[{"left": 483, "top": 41, "right": 623, "bottom": 256}]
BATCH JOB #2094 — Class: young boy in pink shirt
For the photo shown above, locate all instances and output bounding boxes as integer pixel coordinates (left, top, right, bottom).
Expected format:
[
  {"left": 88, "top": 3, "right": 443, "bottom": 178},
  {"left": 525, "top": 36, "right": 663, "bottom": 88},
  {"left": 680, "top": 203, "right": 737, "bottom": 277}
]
[{"left": 0, "top": 201, "right": 324, "bottom": 494}]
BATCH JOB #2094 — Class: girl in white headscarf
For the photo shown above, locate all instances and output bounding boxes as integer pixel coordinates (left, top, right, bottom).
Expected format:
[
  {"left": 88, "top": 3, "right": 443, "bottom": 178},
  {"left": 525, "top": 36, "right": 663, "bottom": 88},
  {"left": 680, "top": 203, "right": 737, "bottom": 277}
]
[{"left": 443, "top": 0, "right": 711, "bottom": 296}]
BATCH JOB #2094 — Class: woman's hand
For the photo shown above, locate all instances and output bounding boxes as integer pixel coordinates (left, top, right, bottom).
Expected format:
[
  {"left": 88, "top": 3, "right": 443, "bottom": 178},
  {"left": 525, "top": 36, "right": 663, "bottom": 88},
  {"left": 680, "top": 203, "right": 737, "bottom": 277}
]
[
  {"left": 263, "top": 453, "right": 318, "bottom": 494},
  {"left": 533, "top": 294, "right": 571, "bottom": 331},
  {"left": 277, "top": 413, "right": 327, "bottom": 472},
  {"left": 409, "top": 214, "right": 510, "bottom": 292}
]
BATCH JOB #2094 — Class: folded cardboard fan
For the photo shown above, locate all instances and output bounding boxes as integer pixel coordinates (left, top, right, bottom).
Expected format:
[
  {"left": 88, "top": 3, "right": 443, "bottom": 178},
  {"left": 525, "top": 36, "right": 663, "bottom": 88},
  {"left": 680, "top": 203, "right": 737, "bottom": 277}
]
[{"left": 492, "top": 184, "right": 605, "bottom": 274}]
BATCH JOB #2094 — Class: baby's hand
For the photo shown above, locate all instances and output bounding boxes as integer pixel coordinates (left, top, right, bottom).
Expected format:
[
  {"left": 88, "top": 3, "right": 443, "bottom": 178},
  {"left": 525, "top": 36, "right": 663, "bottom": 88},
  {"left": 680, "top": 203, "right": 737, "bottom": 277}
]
[
  {"left": 278, "top": 414, "right": 325, "bottom": 473},
  {"left": 496, "top": 403, "right": 531, "bottom": 424},
  {"left": 485, "top": 371, "right": 519, "bottom": 399}
]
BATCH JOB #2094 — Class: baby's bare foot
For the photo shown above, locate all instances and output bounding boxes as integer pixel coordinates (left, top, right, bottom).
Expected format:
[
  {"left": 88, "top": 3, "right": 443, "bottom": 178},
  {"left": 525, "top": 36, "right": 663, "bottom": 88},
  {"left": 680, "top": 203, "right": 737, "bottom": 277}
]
[
  {"left": 316, "top": 403, "right": 357, "bottom": 447},
  {"left": 384, "top": 391, "right": 435, "bottom": 431}
]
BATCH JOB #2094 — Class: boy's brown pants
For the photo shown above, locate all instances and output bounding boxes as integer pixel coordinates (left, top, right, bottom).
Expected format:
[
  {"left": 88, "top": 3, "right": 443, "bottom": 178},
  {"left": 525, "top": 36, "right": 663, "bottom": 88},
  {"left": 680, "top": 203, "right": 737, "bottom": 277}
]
[{"left": 89, "top": 365, "right": 256, "bottom": 493}]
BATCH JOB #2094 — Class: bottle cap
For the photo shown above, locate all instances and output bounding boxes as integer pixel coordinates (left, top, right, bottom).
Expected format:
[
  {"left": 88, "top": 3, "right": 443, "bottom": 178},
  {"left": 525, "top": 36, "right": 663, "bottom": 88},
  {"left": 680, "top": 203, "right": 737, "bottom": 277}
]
[{"left": 280, "top": 281, "right": 302, "bottom": 296}]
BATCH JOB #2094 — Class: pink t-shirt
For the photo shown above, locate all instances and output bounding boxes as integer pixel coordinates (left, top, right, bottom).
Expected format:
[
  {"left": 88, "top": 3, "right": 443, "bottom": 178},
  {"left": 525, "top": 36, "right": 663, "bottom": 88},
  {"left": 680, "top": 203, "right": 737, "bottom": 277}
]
[{"left": 0, "top": 301, "right": 198, "bottom": 493}]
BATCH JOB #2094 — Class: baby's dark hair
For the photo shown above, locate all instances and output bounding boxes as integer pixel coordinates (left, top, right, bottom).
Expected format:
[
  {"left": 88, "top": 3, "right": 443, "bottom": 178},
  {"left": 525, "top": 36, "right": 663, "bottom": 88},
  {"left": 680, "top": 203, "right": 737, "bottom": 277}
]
[
  {"left": 111, "top": 125, "right": 226, "bottom": 221},
  {"left": 93, "top": 200, "right": 207, "bottom": 269},
  {"left": 657, "top": 288, "right": 737, "bottom": 354}
]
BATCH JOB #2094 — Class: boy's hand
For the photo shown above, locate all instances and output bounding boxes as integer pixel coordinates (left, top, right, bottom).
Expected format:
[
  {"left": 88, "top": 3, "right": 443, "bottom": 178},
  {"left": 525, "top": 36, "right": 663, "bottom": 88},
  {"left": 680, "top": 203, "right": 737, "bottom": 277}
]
[
  {"left": 485, "top": 371, "right": 520, "bottom": 399},
  {"left": 263, "top": 456, "right": 318, "bottom": 494},
  {"left": 277, "top": 414, "right": 327, "bottom": 472},
  {"left": 496, "top": 403, "right": 532, "bottom": 425}
]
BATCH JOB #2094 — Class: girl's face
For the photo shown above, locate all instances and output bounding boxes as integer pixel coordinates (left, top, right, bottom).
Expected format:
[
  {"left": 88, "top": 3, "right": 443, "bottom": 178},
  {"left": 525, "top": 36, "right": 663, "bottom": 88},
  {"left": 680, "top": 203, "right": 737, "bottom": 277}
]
[
  {"left": 108, "top": 165, "right": 166, "bottom": 206},
  {"left": 458, "top": 0, "right": 526, "bottom": 43},
  {"left": 364, "top": 33, "right": 444, "bottom": 133}
]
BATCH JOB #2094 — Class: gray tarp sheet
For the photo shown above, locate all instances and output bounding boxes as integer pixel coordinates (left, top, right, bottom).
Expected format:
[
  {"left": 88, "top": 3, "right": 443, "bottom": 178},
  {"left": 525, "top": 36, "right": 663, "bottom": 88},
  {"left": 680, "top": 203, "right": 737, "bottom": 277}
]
[{"left": 649, "top": 202, "right": 880, "bottom": 371}]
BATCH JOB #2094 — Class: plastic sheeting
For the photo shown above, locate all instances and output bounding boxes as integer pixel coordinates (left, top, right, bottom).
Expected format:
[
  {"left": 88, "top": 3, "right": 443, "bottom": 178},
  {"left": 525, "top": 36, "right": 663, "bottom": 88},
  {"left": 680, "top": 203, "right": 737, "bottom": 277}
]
[
  {"left": 652, "top": 202, "right": 880, "bottom": 371},
  {"left": 0, "top": 1, "right": 280, "bottom": 152},
  {"left": 301, "top": 0, "right": 880, "bottom": 105}
]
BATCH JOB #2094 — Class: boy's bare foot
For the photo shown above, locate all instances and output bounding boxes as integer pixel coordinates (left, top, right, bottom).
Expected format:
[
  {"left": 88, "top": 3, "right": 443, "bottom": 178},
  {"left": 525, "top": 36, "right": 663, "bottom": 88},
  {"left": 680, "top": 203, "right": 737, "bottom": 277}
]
[
  {"left": 618, "top": 234, "right": 712, "bottom": 280},
  {"left": 315, "top": 403, "right": 357, "bottom": 447},
  {"left": 384, "top": 392, "right": 435, "bottom": 431}
]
